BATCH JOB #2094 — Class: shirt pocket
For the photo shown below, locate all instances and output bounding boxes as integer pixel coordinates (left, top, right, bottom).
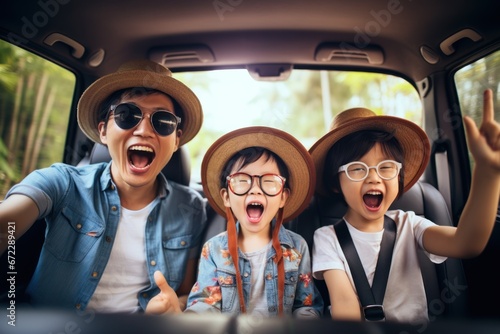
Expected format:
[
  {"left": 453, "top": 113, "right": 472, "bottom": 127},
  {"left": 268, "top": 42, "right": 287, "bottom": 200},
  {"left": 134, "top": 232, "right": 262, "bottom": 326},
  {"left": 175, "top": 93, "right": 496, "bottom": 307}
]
[
  {"left": 45, "top": 205, "right": 104, "bottom": 263},
  {"left": 284, "top": 269, "right": 299, "bottom": 308},
  {"left": 163, "top": 234, "right": 195, "bottom": 283},
  {"left": 216, "top": 269, "right": 237, "bottom": 313}
]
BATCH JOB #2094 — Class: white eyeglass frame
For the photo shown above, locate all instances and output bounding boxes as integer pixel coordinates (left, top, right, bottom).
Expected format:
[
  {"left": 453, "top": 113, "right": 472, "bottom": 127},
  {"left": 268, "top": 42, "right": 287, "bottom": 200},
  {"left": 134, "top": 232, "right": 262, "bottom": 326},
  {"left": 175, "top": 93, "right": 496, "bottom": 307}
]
[{"left": 338, "top": 160, "right": 402, "bottom": 181}]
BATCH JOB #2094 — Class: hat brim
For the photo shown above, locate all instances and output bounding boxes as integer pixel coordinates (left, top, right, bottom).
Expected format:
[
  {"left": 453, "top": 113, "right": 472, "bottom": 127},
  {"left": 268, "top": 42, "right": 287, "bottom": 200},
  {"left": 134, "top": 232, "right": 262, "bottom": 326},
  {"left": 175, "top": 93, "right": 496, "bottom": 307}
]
[
  {"left": 201, "top": 127, "right": 316, "bottom": 223},
  {"left": 77, "top": 68, "right": 202, "bottom": 146},
  {"left": 309, "top": 116, "right": 430, "bottom": 195}
]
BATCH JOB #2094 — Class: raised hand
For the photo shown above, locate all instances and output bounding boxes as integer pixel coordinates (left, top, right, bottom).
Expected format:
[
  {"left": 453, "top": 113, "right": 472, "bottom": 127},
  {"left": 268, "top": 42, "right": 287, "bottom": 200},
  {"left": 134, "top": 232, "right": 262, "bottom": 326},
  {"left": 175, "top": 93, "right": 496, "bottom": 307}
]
[
  {"left": 145, "top": 271, "right": 182, "bottom": 314},
  {"left": 463, "top": 89, "right": 500, "bottom": 171}
]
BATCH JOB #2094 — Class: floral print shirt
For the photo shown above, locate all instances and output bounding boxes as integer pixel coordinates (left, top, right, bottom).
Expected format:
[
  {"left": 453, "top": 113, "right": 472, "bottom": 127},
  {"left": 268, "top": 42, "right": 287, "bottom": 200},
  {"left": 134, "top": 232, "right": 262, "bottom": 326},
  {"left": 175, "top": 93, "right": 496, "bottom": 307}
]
[{"left": 185, "top": 221, "right": 323, "bottom": 317}]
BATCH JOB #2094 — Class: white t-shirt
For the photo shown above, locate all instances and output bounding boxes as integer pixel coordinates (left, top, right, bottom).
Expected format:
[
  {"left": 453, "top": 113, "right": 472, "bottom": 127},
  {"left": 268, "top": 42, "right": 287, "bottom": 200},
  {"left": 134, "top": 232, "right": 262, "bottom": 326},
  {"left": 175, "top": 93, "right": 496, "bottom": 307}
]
[
  {"left": 245, "top": 243, "right": 272, "bottom": 317},
  {"left": 87, "top": 199, "right": 157, "bottom": 313},
  {"left": 312, "top": 210, "right": 446, "bottom": 324}
]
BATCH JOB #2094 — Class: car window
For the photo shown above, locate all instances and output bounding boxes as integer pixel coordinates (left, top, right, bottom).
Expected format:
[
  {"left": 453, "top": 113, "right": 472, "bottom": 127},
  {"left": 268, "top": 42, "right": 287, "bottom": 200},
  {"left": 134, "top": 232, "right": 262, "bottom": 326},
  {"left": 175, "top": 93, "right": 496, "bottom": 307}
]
[
  {"left": 177, "top": 69, "right": 422, "bottom": 183},
  {"left": 0, "top": 39, "right": 75, "bottom": 199},
  {"left": 455, "top": 49, "right": 500, "bottom": 170}
]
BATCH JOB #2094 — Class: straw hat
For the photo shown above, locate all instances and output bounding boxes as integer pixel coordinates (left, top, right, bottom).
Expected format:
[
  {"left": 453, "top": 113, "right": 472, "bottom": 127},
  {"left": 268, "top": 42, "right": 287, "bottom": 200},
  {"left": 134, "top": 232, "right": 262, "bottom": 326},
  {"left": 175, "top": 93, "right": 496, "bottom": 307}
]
[
  {"left": 201, "top": 126, "right": 316, "bottom": 222},
  {"left": 77, "top": 60, "right": 203, "bottom": 146},
  {"left": 309, "top": 107, "right": 430, "bottom": 195}
]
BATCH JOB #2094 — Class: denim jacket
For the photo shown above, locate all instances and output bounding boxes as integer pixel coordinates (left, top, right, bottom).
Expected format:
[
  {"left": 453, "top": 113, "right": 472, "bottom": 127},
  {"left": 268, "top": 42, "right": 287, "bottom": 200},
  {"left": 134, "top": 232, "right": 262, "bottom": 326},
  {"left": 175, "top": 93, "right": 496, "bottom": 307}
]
[
  {"left": 185, "top": 222, "right": 323, "bottom": 317},
  {"left": 6, "top": 162, "right": 206, "bottom": 311}
]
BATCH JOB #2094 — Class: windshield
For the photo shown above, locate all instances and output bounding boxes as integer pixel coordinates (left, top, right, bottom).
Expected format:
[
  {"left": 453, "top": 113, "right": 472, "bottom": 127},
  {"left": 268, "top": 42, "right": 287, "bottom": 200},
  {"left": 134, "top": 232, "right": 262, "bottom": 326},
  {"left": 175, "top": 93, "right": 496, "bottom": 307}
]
[{"left": 176, "top": 69, "right": 422, "bottom": 183}]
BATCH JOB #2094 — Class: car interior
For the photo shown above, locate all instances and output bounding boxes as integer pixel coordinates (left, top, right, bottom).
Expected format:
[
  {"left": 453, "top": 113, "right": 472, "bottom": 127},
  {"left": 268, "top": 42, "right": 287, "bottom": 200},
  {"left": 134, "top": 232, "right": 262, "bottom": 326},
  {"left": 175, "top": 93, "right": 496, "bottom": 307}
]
[{"left": 1, "top": 0, "right": 500, "bottom": 333}]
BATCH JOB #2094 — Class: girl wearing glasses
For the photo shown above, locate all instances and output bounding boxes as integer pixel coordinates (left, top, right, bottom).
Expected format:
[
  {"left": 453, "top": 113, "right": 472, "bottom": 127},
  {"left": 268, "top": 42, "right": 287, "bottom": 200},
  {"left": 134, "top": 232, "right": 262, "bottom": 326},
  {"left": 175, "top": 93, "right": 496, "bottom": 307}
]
[
  {"left": 181, "top": 126, "right": 323, "bottom": 317},
  {"left": 309, "top": 89, "right": 500, "bottom": 324}
]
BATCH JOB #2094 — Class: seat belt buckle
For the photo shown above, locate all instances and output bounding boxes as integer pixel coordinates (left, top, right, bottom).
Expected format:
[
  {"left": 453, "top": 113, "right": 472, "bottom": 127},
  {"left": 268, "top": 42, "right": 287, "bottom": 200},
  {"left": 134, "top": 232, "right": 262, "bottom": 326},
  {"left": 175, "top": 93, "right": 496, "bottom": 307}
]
[{"left": 362, "top": 305, "right": 385, "bottom": 322}]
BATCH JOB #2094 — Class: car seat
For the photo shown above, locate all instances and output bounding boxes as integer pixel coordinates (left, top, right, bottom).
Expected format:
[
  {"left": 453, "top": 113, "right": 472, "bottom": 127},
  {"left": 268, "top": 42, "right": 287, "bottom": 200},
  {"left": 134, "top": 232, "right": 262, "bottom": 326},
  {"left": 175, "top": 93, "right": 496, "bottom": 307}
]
[{"left": 287, "top": 181, "right": 469, "bottom": 320}]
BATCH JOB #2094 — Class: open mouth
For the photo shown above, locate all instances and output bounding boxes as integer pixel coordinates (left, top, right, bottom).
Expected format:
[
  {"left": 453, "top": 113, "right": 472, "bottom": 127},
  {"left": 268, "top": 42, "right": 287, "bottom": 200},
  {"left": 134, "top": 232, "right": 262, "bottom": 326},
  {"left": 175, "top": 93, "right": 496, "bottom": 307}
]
[
  {"left": 128, "top": 145, "right": 155, "bottom": 169},
  {"left": 363, "top": 191, "right": 383, "bottom": 209},
  {"left": 246, "top": 202, "right": 264, "bottom": 222}
]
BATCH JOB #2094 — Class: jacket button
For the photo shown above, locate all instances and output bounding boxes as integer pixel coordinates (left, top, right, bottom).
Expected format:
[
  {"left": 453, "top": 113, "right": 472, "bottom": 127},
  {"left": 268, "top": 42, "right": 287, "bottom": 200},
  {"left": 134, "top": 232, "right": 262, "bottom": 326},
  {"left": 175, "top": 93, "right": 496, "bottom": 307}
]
[
  {"left": 76, "top": 224, "right": 82, "bottom": 230},
  {"left": 266, "top": 273, "right": 272, "bottom": 280},
  {"left": 91, "top": 271, "right": 98, "bottom": 277},
  {"left": 243, "top": 272, "right": 249, "bottom": 278},
  {"left": 111, "top": 206, "right": 117, "bottom": 211},
  {"left": 150, "top": 260, "right": 156, "bottom": 266},
  {"left": 106, "top": 236, "right": 112, "bottom": 242},
  {"left": 180, "top": 241, "right": 186, "bottom": 246}
]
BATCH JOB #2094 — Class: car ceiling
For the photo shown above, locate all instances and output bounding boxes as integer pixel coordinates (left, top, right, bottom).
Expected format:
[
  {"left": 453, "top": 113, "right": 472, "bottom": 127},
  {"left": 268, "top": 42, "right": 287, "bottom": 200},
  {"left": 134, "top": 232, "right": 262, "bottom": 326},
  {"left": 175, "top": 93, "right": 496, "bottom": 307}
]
[{"left": 2, "top": 0, "right": 500, "bottom": 83}]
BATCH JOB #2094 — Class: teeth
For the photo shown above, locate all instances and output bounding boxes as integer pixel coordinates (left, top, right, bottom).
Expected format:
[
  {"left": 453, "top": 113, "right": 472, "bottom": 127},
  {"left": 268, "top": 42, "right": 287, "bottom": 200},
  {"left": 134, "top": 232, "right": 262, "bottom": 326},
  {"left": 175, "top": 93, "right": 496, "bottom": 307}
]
[
  {"left": 129, "top": 145, "right": 153, "bottom": 152},
  {"left": 249, "top": 202, "right": 262, "bottom": 206},
  {"left": 366, "top": 191, "right": 382, "bottom": 195}
]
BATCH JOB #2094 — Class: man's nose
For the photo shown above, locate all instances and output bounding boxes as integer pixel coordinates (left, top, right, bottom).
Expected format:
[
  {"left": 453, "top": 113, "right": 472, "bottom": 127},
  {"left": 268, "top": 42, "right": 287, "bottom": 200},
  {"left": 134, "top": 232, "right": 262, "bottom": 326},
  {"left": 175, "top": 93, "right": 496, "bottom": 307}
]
[{"left": 133, "top": 114, "right": 155, "bottom": 137}]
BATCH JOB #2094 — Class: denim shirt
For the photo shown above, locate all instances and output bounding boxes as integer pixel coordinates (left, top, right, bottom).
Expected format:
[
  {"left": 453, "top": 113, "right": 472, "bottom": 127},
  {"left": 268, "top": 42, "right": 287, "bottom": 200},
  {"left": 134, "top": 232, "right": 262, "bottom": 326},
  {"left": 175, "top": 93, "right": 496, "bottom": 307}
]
[
  {"left": 6, "top": 162, "right": 206, "bottom": 311},
  {"left": 185, "top": 222, "right": 323, "bottom": 317}
]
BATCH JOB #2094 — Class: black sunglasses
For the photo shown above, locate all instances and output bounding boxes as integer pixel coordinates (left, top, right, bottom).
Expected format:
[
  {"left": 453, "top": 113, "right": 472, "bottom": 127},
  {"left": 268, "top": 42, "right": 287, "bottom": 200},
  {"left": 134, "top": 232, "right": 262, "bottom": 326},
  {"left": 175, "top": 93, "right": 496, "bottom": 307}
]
[{"left": 109, "top": 103, "right": 181, "bottom": 136}]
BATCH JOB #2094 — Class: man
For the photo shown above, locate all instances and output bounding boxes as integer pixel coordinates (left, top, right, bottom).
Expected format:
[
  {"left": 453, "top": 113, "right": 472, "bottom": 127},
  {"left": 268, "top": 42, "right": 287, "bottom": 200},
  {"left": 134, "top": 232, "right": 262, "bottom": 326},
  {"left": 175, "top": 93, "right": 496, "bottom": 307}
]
[{"left": 0, "top": 60, "right": 206, "bottom": 312}]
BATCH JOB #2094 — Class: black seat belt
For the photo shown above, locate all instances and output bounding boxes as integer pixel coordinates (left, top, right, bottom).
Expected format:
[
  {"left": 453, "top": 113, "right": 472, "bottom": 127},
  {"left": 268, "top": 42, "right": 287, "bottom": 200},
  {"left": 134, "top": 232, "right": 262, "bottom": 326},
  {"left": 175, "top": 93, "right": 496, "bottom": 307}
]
[{"left": 333, "top": 216, "right": 397, "bottom": 321}]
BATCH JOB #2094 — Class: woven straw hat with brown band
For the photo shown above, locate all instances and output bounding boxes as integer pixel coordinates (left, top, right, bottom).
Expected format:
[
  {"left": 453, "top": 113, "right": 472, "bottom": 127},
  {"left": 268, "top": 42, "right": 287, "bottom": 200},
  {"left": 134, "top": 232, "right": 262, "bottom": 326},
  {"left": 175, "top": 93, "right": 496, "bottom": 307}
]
[
  {"left": 201, "top": 126, "right": 316, "bottom": 315},
  {"left": 77, "top": 60, "right": 203, "bottom": 146},
  {"left": 309, "top": 107, "right": 430, "bottom": 196}
]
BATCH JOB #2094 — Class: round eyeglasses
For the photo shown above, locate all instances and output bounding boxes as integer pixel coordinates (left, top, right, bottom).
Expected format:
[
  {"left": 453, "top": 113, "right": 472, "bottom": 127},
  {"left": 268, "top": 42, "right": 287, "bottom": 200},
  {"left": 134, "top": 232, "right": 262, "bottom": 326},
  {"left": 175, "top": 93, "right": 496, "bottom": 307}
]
[
  {"left": 338, "top": 160, "right": 402, "bottom": 181},
  {"left": 226, "top": 172, "right": 286, "bottom": 196},
  {"left": 109, "top": 103, "right": 181, "bottom": 136}
]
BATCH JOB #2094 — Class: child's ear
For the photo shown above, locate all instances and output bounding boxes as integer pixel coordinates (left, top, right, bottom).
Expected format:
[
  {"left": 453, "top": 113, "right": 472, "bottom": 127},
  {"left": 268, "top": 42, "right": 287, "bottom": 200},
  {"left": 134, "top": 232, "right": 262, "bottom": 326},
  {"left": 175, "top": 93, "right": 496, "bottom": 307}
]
[
  {"left": 279, "top": 188, "right": 290, "bottom": 208},
  {"left": 220, "top": 188, "right": 231, "bottom": 207}
]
